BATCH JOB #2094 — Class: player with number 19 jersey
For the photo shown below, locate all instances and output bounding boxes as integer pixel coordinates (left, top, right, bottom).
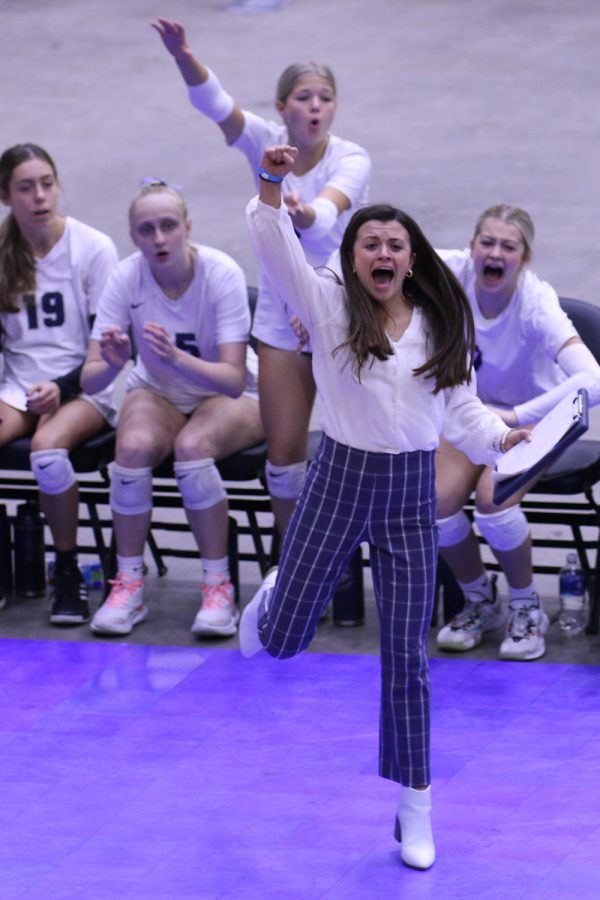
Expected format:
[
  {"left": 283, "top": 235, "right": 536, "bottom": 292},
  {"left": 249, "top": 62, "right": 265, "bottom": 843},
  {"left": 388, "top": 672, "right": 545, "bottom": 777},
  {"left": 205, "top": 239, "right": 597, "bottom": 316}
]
[{"left": 0, "top": 217, "right": 118, "bottom": 422}]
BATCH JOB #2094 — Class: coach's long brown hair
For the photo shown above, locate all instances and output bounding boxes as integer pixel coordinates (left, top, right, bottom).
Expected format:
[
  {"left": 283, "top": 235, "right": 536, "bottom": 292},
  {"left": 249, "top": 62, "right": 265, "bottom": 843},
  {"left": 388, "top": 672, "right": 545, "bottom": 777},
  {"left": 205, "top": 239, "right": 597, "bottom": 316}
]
[
  {"left": 337, "top": 204, "right": 476, "bottom": 392},
  {"left": 0, "top": 143, "right": 59, "bottom": 313}
]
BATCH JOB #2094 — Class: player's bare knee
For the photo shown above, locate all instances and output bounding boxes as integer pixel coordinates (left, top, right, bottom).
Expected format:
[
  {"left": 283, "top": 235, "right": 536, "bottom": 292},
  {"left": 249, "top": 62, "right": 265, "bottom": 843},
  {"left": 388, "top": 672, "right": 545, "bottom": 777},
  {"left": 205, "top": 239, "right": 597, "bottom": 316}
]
[
  {"left": 30, "top": 431, "right": 63, "bottom": 453},
  {"left": 174, "top": 432, "right": 215, "bottom": 463},
  {"left": 115, "top": 432, "right": 157, "bottom": 468}
]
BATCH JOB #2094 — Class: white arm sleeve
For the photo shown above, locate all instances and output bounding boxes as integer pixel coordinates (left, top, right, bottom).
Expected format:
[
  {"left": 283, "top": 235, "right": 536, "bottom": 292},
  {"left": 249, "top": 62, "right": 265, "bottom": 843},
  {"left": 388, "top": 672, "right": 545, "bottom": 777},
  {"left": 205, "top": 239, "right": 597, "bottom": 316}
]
[
  {"left": 304, "top": 196, "right": 339, "bottom": 241},
  {"left": 556, "top": 340, "right": 600, "bottom": 377},
  {"left": 514, "top": 342, "right": 600, "bottom": 424},
  {"left": 187, "top": 68, "right": 235, "bottom": 123},
  {"left": 246, "top": 196, "right": 324, "bottom": 329}
]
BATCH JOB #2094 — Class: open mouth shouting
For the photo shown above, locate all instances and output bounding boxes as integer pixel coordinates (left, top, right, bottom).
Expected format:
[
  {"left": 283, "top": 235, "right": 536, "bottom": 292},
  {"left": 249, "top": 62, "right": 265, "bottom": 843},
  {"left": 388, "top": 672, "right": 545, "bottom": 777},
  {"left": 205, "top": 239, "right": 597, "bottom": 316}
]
[
  {"left": 482, "top": 261, "right": 504, "bottom": 284},
  {"left": 372, "top": 265, "right": 395, "bottom": 287},
  {"left": 471, "top": 218, "right": 529, "bottom": 300}
]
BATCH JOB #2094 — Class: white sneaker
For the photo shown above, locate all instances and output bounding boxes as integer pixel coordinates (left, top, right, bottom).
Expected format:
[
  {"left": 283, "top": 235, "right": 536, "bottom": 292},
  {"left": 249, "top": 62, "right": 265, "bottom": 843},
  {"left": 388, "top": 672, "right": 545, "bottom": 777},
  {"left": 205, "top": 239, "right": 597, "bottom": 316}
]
[
  {"left": 191, "top": 580, "right": 239, "bottom": 637},
  {"left": 499, "top": 599, "right": 549, "bottom": 661},
  {"left": 90, "top": 574, "right": 147, "bottom": 635},
  {"left": 239, "top": 567, "right": 278, "bottom": 658},
  {"left": 437, "top": 575, "right": 505, "bottom": 651}
]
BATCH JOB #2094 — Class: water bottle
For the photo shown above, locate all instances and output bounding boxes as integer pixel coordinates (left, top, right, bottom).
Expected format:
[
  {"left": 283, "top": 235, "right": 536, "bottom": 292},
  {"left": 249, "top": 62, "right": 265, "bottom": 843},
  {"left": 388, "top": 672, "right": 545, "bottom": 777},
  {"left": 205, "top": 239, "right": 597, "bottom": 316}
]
[
  {"left": 79, "top": 562, "right": 104, "bottom": 590},
  {"left": 14, "top": 501, "right": 46, "bottom": 598},
  {"left": 558, "top": 552, "right": 587, "bottom": 637},
  {"left": 0, "top": 505, "right": 13, "bottom": 598}
]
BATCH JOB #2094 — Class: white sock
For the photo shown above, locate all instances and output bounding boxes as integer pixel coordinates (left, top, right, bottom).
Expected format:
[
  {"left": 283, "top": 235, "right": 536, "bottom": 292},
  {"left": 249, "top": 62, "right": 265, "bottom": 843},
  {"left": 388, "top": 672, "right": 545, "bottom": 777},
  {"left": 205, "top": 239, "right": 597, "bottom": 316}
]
[
  {"left": 508, "top": 582, "right": 538, "bottom": 608},
  {"left": 458, "top": 572, "right": 492, "bottom": 603},
  {"left": 117, "top": 555, "right": 145, "bottom": 580},
  {"left": 203, "top": 555, "right": 229, "bottom": 586}
]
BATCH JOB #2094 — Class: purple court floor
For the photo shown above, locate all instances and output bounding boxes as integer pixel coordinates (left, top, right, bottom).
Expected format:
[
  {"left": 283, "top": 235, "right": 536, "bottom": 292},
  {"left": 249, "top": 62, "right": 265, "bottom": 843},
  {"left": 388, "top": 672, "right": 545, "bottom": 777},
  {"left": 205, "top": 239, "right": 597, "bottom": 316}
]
[{"left": 0, "top": 639, "right": 599, "bottom": 899}]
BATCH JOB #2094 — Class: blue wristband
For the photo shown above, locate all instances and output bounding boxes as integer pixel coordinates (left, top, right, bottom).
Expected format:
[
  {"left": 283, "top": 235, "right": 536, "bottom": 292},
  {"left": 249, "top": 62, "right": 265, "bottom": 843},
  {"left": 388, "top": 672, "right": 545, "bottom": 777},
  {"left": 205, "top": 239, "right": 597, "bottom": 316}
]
[{"left": 258, "top": 166, "right": 283, "bottom": 184}]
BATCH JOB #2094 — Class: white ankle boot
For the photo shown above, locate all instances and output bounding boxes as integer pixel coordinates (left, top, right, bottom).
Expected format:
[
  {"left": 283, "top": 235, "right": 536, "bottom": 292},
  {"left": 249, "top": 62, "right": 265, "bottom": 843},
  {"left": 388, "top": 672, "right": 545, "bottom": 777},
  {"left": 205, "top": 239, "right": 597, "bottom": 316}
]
[{"left": 394, "top": 785, "right": 435, "bottom": 869}]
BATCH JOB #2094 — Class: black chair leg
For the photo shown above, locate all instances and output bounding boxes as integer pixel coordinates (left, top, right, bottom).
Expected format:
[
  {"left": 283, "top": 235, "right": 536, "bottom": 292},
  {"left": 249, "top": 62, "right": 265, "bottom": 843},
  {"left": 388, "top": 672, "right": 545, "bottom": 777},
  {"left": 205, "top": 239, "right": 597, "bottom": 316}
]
[
  {"left": 586, "top": 577, "right": 600, "bottom": 635},
  {"left": 245, "top": 509, "right": 270, "bottom": 575},
  {"left": 268, "top": 526, "right": 280, "bottom": 570},
  {"left": 101, "top": 535, "right": 117, "bottom": 601},
  {"left": 435, "top": 557, "right": 464, "bottom": 626},
  {"left": 85, "top": 500, "right": 112, "bottom": 583},
  {"left": 228, "top": 516, "right": 240, "bottom": 606},
  {"left": 146, "top": 529, "right": 168, "bottom": 577}
]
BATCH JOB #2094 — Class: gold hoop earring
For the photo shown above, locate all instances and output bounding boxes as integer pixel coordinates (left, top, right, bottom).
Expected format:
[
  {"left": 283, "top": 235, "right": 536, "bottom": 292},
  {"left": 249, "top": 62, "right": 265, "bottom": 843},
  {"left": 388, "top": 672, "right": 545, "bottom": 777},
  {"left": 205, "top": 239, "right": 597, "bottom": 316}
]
[{"left": 405, "top": 268, "right": 414, "bottom": 279}]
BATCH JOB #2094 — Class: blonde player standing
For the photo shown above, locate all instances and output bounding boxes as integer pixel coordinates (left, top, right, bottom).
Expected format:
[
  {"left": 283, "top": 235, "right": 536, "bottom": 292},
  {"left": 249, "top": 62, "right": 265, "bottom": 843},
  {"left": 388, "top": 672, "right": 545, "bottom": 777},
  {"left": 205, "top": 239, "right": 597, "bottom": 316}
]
[{"left": 152, "top": 17, "right": 371, "bottom": 540}]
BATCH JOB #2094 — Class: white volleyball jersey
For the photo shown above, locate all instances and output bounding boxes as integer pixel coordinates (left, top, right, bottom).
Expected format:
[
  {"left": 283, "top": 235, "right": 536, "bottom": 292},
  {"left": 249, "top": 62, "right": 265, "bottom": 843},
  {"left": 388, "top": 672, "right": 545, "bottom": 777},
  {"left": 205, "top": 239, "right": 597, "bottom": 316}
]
[
  {"left": 438, "top": 248, "right": 578, "bottom": 407},
  {"left": 233, "top": 110, "right": 371, "bottom": 350},
  {"left": 0, "top": 217, "right": 118, "bottom": 417},
  {"left": 235, "top": 112, "right": 371, "bottom": 265},
  {"left": 91, "top": 244, "right": 259, "bottom": 414}
]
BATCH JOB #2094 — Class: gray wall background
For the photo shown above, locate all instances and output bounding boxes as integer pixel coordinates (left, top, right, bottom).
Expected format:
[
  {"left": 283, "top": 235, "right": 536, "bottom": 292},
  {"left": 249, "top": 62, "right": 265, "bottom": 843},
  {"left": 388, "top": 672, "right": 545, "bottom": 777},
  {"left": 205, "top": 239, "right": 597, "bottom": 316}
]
[{"left": 1, "top": 0, "right": 599, "bottom": 301}]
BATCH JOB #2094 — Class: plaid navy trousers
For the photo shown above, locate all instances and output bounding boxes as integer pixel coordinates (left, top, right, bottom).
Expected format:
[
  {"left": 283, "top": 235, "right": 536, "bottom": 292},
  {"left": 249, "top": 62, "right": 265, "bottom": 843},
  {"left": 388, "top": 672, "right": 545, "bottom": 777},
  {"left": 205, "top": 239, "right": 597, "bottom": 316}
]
[{"left": 259, "top": 433, "right": 437, "bottom": 787}]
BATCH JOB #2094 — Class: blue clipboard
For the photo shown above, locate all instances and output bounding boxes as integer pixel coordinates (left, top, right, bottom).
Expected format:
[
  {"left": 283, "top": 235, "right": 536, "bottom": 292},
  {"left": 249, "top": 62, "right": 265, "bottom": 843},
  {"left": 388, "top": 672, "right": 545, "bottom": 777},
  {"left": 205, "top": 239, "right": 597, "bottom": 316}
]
[{"left": 492, "top": 389, "right": 589, "bottom": 506}]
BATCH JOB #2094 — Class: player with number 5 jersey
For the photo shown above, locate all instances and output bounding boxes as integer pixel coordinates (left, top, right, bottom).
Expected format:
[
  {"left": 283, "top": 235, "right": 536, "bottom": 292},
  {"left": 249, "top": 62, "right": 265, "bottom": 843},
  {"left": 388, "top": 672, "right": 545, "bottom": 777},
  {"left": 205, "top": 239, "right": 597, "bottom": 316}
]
[{"left": 82, "top": 179, "right": 263, "bottom": 638}]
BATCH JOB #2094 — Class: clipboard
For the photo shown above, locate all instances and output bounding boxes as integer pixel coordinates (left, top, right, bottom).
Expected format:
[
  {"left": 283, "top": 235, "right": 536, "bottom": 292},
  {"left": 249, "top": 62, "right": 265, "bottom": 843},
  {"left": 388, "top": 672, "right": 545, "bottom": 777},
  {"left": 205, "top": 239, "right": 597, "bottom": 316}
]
[{"left": 492, "top": 388, "right": 589, "bottom": 506}]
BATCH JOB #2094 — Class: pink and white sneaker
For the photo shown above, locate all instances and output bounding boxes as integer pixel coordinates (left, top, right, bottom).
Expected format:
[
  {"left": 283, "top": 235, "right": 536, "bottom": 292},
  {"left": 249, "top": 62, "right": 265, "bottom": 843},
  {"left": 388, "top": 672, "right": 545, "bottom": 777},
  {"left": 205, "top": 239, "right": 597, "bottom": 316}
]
[
  {"left": 191, "top": 580, "right": 239, "bottom": 637},
  {"left": 90, "top": 574, "right": 147, "bottom": 635}
]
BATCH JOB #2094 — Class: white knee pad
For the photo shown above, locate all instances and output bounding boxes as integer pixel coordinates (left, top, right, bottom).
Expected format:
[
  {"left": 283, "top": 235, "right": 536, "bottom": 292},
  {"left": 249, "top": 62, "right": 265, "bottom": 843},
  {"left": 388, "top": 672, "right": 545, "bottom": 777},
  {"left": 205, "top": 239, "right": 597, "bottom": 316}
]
[
  {"left": 474, "top": 505, "right": 529, "bottom": 552},
  {"left": 174, "top": 458, "right": 226, "bottom": 511},
  {"left": 30, "top": 448, "right": 76, "bottom": 495},
  {"left": 437, "top": 509, "right": 472, "bottom": 548},
  {"left": 266, "top": 461, "right": 307, "bottom": 501},
  {"left": 110, "top": 463, "right": 153, "bottom": 515}
]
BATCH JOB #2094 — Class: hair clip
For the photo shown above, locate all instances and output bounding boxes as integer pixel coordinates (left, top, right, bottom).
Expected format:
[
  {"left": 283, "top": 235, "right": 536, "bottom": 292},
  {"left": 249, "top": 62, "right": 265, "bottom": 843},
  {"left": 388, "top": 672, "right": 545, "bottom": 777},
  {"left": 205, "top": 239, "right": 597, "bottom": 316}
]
[{"left": 139, "top": 177, "right": 183, "bottom": 191}]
